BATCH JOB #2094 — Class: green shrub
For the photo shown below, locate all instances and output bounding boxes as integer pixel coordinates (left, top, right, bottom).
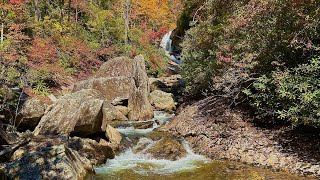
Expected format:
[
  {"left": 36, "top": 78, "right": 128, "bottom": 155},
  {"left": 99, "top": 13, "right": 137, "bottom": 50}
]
[
  {"left": 245, "top": 56, "right": 320, "bottom": 126},
  {"left": 179, "top": 0, "right": 320, "bottom": 126}
]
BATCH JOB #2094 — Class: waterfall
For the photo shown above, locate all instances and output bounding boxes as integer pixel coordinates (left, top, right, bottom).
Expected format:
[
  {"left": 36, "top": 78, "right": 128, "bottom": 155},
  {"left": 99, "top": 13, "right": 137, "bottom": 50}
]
[
  {"left": 160, "top": 30, "right": 173, "bottom": 54},
  {"left": 160, "top": 31, "right": 182, "bottom": 65}
]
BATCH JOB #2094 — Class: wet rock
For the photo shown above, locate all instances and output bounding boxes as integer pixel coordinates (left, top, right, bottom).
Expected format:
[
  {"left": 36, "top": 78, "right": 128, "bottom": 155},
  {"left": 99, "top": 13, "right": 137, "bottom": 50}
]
[
  {"left": 95, "top": 56, "right": 133, "bottom": 78},
  {"left": 133, "top": 138, "right": 155, "bottom": 153},
  {"left": 133, "top": 121, "right": 154, "bottom": 129},
  {"left": 33, "top": 89, "right": 104, "bottom": 136},
  {"left": 146, "top": 137, "right": 187, "bottom": 161},
  {"left": 109, "top": 120, "right": 154, "bottom": 129},
  {"left": 102, "top": 102, "right": 128, "bottom": 130},
  {"left": 150, "top": 90, "right": 176, "bottom": 111},
  {"left": 115, "top": 106, "right": 129, "bottom": 116},
  {"left": 17, "top": 98, "right": 48, "bottom": 131},
  {"left": 106, "top": 125, "right": 122, "bottom": 145},
  {"left": 72, "top": 77, "right": 133, "bottom": 102},
  {"left": 128, "top": 55, "right": 154, "bottom": 121}
]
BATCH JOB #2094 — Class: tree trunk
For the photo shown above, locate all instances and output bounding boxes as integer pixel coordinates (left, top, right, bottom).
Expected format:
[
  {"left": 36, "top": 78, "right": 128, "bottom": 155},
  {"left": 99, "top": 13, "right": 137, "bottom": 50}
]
[
  {"left": 75, "top": 8, "right": 78, "bottom": 23},
  {"left": 0, "top": 9, "right": 3, "bottom": 45},
  {"left": 124, "top": 0, "right": 130, "bottom": 44},
  {"left": 60, "top": 0, "right": 65, "bottom": 24},
  {"left": 34, "top": 0, "right": 39, "bottom": 21},
  {"left": 67, "top": 0, "right": 71, "bottom": 22}
]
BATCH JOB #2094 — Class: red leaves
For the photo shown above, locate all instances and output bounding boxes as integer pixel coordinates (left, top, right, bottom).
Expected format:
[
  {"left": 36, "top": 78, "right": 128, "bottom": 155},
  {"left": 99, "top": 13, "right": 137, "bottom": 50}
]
[
  {"left": 216, "top": 51, "right": 232, "bottom": 63},
  {"left": 28, "top": 38, "right": 59, "bottom": 68},
  {"left": 141, "top": 26, "right": 169, "bottom": 45},
  {"left": 9, "top": 0, "right": 24, "bottom": 5}
]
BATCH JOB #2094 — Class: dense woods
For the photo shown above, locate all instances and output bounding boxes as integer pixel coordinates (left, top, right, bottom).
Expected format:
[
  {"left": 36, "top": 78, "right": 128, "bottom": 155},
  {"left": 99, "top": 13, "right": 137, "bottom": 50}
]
[
  {"left": 0, "top": 0, "right": 180, "bottom": 120},
  {"left": 178, "top": 0, "right": 320, "bottom": 127}
]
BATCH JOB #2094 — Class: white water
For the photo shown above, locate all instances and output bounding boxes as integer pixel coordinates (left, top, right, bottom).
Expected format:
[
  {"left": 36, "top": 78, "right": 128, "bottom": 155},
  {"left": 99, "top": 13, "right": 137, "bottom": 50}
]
[
  {"left": 160, "top": 31, "right": 182, "bottom": 65},
  {"left": 95, "top": 139, "right": 209, "bottom": 175},
  {"left": 116, "top": 111, "right": 174, "bottom": 136},
  {"left": 95, "top": 111, "right": 209, "bottom": 176},
  {"left": 160, "top": 31, "right": 173, "bottom": 53}
]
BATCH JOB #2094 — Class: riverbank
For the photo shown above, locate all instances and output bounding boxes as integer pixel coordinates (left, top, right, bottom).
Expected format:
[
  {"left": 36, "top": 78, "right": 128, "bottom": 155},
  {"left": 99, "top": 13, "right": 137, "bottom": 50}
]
[{"left": 163, "top": 96, "right": 320, "bottom": 178}]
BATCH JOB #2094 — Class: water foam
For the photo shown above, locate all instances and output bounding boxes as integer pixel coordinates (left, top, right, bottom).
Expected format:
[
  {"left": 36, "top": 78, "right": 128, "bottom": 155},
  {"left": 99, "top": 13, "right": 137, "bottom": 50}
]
[{"left": 95, "top": 139, "right": 209, "bottom": 175}]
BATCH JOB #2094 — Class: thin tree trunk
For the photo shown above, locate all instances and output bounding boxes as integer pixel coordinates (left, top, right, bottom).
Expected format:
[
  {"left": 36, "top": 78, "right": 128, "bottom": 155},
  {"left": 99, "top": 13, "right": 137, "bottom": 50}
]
[
  {"left": 34, "top": 0, "right": 39, "bottom": 21},
  {"left": 0, "top": 9, "right": 4, "bottom": 46},
  {"left": 75, "top": 8, "right": 78, "bottom": 23},
  {"left": 124, "top": 0, "right": 130, "bottom": 44},
  {"left": 67, "top": 0, "right": 71, "bottom": 22},
  {"left": 60, "top": 0, "right": 64, "bottom": 24}
]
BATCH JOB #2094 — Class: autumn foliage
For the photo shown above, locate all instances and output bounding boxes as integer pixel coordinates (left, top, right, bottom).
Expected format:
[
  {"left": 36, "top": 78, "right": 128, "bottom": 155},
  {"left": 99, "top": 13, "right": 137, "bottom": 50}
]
[{"left": 179, "top": 0, "right": 320, "bottom": 126}]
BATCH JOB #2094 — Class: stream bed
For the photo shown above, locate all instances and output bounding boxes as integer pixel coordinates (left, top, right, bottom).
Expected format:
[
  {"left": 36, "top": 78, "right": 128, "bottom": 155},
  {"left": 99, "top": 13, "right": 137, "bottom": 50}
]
[{"left": 94, "top": 112, "right": 309, "bottom": 180}]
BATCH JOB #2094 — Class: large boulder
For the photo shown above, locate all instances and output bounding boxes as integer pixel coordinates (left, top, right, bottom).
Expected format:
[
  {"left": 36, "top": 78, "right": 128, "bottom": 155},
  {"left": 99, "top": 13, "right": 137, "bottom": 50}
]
[
  {"left": 17, "top": 98, "right": 48, "bottom": 131},
  {"left": 95, "top": 56, "right": 133, "bottom": 78},
  {"left": 33, "top": 89, "right": 104, "bottom": 136},
  {"left": 128, "top": 55, "right": 154, "bottom": 121},
  {"left": 5, "top": 136, "right": 115, "bottom": 179},
  {"left": 72, "top": 55, "right": 153, "bottom": 121},
  {"left": 72, "top": 77, "right": 133, "bottom": 102},
  {"left": 150, "top": 90, "right": 176, "bottom": 111},
  {"left": 6, "top": 144, "right": 93, "bottom": 180}
]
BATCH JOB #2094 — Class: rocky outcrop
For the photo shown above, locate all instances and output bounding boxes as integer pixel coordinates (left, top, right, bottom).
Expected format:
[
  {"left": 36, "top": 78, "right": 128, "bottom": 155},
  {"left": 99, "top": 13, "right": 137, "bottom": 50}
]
[
  {"left": 72, "top": 77, "right": 133, "bottom": 102},
  {"left": 150, "top": 90, "right": 176, "bottom": 111},
  {"left": 165, "top": 97, "right": 320, "bottom": 177},
  {"left": 128, "top": 55, "right": 154, "bottom": 121},
  {"left": 5, "top": 136, "right": 114, "bottom": 179},
  {"left": 17, "top": 98, "right": 48, "bottom": 130},
  {"left": 33, "top": 89, "right": 104, "bottom": 136},
  {"left": 72, "top": 55, "right": 154, "bottom": 121},
  {"left": 95, "top": 56, "right": 133, "bottom": 78}
]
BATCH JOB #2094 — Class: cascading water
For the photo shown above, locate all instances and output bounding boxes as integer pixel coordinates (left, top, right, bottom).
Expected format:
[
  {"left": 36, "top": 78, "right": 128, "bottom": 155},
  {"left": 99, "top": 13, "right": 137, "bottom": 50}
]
[
  {"left": 94, "top": 111, "right": 209, "bottom": 179},
  {"left": 160, "top": 30, "right": 182, "bottom": 65},
  {"left": 160, "top": 31, "right": 173, "bottom": 53}
]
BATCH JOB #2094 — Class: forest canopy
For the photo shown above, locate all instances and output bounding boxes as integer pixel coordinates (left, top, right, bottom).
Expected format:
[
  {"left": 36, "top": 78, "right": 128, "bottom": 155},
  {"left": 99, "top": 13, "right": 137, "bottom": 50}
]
[{"left": 0, "top": 0, "right": 181, "bottom": 119}]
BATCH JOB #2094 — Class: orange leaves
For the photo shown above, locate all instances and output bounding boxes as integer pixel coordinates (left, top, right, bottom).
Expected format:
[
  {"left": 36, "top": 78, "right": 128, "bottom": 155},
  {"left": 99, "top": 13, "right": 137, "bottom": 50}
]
[
  {"left": 28, "top": 37, "right": 61, "bottom": 72},
  {"left": 131, "top": 0, "right": 176, "bottom": 29},
  {"left": 140, "top": 26, "right": 168, "bottom": 45},
  {"left": 9, "top": 0, "right": 25, "bottom": 5},
  {"left": 28, "top": 38, "right": 57, "bottom": 64}
]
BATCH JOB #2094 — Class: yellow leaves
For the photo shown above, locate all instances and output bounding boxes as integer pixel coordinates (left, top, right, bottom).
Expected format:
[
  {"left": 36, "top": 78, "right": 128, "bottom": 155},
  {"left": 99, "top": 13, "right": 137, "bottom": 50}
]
[{"left": 131, "top": 0, "right": 177, "bottom": 28}]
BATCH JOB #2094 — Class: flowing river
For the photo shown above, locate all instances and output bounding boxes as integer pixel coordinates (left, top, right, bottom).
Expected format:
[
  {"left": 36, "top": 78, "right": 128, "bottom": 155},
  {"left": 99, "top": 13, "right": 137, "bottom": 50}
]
[{"left": 94, "top": 112, "right": 307, "bottom": 180}]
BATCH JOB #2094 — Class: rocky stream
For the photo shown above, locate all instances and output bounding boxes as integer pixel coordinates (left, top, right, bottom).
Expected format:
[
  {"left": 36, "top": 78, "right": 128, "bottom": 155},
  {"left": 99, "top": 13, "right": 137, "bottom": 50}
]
[{"left": 0, "top": 31, "right": 318, "bottom": 180}]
